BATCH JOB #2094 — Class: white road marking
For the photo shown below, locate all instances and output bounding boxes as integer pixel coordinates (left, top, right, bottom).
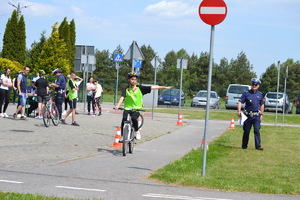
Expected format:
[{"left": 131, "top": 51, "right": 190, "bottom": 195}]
[
  {"left": 142, "top": 193, "right": 233, "bottom": 200},
  {"left": 200, "top": 7, "right": 226, "bottom": 15},
  {"left": 0, "top": 179, "right": 23, "bottom": 184},
  {"left": 55, "top": 185, "right": 106, "bottom": 192}
]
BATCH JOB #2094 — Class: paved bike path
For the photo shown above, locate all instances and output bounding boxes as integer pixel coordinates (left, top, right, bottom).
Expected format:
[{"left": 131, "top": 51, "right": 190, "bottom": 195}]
[{"left": 1, "top": 119, "right": 298, "bottom": 200}]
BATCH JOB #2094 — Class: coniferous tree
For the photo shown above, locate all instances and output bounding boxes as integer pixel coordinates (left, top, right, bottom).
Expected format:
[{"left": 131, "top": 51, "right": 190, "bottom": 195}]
[
  {"left": 26, "top": 31, "right": 47, "bottom": 72},
  {"left": 15, "top": 15, "right": 26, "bottom": 65},
  {"left": 37, "top": 23, "right": 69, "bottom": 75},
  {"left": 2, "top": 10, "right": 18, "bottom": 61},
  {"left": 69, "top": 19, "right": 76, "bottom": 69}
]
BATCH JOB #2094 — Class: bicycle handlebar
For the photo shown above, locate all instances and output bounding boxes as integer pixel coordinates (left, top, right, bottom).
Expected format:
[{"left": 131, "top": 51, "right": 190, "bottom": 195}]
[{"left": 113, "top": 108, "right": 145, "bottom": 112}]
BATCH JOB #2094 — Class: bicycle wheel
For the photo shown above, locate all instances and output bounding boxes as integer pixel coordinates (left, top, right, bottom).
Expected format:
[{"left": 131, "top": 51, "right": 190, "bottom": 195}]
[
  {"left": 129, "top": 128, "right": 135, "bottom": 154},
  {"left": 138, "top": 114, "right": 144, "bottom": 130},
  {"left": 51, "top": 104, "right": 59, "bottom": 126},
  {"left": 122, "top": 124, "right": 130, "bottom": 156},
  {"left": 42, "top": 106, "right": 50, "bottom": 127}
]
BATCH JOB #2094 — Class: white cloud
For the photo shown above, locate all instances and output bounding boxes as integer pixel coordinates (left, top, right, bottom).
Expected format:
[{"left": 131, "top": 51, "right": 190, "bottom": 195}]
[
  {"left": 23, "top": 1, "right": 62, "bottom": 17},
  {"left": 70, "top": 6, "right": 85, "bottom": 16},
  {"left": 144, "top": 1, "right": 196, "bottom": 19}
]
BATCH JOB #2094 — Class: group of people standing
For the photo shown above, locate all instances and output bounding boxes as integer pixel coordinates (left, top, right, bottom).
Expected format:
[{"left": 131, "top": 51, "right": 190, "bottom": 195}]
[{"left": 0, "top": 67, "right": 103, "bottom": 126}]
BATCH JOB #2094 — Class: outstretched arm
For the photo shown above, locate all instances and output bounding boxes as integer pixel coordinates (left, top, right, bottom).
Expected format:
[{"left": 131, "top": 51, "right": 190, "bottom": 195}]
[
  {"left": 151, "top": 85, "right": 173, "bottom": 90},
  {"left": 114, "top": 96, "right": 124, "bottom": 110}
]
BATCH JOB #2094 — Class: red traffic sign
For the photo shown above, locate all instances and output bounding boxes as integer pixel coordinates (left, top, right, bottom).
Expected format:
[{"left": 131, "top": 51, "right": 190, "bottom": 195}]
[{"left": 198, "top": 0, "right": 227, "bottom": 25}]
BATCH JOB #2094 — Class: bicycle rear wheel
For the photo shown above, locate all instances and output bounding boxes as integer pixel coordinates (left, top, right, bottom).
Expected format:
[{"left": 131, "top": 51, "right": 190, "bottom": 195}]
[
  {"left": 129, "top": 129, "right": 134, "bottom": 154},
  {"left": 122, "top": 124, "right": 130, "bottom": 156},
  {"left": 51, "top": 104, "right": 59, "bottom": 126},
  {"left": 42, "top": 106, "right": 50, "bottom": 127}
]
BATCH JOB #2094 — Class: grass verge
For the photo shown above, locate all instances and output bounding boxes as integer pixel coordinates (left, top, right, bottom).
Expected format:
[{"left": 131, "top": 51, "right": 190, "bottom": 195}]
[{"left": 149, "top": 126, "right": 300, "bottom": 195}]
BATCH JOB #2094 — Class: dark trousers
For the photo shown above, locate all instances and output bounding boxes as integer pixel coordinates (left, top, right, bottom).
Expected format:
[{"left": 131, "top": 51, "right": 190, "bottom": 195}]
[
  {"left": 55, "top": 92, "right": 64, "bottom": 119},
  {"left": 121, "top": 110, "right": 140, "bottom": 135},
  {"left": 87, "top": 95, "right": 95, "bottom": 113},
  {"left": 242, "top": 115, "right": 261, "bottom": 149},
  {"left": 0, "top": 88, "right": 10, "bottom": 113}
]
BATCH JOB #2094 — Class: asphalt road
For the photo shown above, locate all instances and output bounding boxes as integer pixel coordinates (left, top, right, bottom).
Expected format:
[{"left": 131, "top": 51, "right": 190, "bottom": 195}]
[{"left": 0, "top": 103, "right": 299, "bottom": 200}]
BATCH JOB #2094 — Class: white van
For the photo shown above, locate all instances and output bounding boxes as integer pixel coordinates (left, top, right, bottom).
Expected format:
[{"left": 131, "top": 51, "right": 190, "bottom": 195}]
[{"left": 225, "top": 84, "right": 251, "bottom": 109}]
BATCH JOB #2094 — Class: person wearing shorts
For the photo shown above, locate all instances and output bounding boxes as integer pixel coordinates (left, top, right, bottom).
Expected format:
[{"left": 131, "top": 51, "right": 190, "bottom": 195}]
[
  {"left": 61, "top": 71, "right": 80, "bottom": 126},
  {"left": 13, "top": 67, "right": 30, "bottom": 120},
  {"left": 35, "top": 70, "right": 49, "bottom": 120}
]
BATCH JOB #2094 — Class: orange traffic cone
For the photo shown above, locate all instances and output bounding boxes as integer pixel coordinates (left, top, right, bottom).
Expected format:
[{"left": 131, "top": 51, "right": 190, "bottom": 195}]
[
  {"left": 228, "top": 116, "right": 235, "bottom": 129},
  {"left": 111, "top": 126, "right": 122, "bottom": 148},
  {"left": 176, "top": 112, "right": 184, "bottom": 126},
  {"left": 200, "top": 139, "right": 209, "bottom": 151}
]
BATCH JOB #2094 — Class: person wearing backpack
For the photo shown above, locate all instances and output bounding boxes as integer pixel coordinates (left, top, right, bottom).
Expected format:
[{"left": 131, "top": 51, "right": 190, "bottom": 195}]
[
  {"left": 0, "top": 68, "right": 13, "bottom": 118},
  {"left": 13, "top": 67, "right": 30, "bottom": 120}
]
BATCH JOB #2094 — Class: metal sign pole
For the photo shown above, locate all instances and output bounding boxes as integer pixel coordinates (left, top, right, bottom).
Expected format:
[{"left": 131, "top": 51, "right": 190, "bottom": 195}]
[
  {"left": 275, "top": 61, "right": 280, "bottom": 126},
  {"left": 202, "top": 25, "right": 215, "bottom": 177},
  {"left": 283, "top": 66, "right": 288, "bottom": 124},
  {"left": 115, "top": 63, "right": 119, "bottom": 105},
  {"left": 152, "top": 57, "right": 157, "bottom": 120},
  {"left": 178, "top": 58, "right": 183, "bottom": 116}
]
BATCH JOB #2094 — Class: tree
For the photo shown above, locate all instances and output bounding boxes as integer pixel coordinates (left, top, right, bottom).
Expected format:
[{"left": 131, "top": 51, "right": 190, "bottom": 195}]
[
  {"left": 37, "top": 23, "right": 69, "bottom": 75},
  {"left": 69, "top": 19, "right": 76, "bottom": 69},
  {"left": 139, "top": 44, "right": 156, "bottom": 84},
  {"left": 26, "top": 31, "right": 47, "bottom": 72}
]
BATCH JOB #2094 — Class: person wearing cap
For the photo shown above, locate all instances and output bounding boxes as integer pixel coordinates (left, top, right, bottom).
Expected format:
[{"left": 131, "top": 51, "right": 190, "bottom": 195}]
[
  {"left": 237, "top": 78, "right": 264, "bottom": 150},
  {"left": 35, "top": 70, "right": 49, "bottom": 119},
  {"left": 49, "top": 68, "right": 66, "bottom": 120},
  {"left": 114, "top": 72, "right": 172, "bottom": 140}
]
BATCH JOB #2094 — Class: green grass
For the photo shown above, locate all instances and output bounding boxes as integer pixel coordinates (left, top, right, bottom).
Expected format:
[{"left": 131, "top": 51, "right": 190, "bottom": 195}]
[
  {"left": 149, "top": 126, "right": 300, "bottom": 195},
  {"left": 0, "top": 192, "right": 91, "bottom": 200}
]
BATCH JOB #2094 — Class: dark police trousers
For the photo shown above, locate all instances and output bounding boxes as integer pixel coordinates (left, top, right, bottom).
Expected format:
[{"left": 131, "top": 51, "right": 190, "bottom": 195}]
[
  {"left": 55, "top": 92, "right": 64, "bottom": 120},
  {"left": 242, "top": 115, "right": 261, "bottom": 149}
]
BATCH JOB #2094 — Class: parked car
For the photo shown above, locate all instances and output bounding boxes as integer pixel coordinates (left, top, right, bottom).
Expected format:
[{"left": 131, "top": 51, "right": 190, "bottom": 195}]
[
  {"left": 264, "top": 92, "right": 292, "bottom": 114},
  {"left": 296, "top": 92, "right": 300, "bottom": 114},
  {"left": 191, "top": 90, "right": 220, "bottom": 109},
  {"left": 158, "top": 89, "right": 185, "bottom": 106},
  {"left": 225, "top": 84, "right": 251, "bottom": 109}
]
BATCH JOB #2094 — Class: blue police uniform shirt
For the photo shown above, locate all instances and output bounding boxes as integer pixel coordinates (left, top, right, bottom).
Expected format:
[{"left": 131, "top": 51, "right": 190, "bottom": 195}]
[
  {"left": 239, "top": 89, "right": 264, "bottom": 112},
  {"left": 55, "top": 74, "right": 66, "bottom": 91}
]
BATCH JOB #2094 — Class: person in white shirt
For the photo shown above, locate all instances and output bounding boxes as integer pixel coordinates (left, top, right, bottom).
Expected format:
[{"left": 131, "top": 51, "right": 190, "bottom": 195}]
[
  {"left": 86, "top": 76, "right": 96, "bottom": 115},
  {"left": 0, "top": 68, "right": 13, "bottom": 118},
  {"left": 93, "top": 80, "right": 103, "bottom": 116}
]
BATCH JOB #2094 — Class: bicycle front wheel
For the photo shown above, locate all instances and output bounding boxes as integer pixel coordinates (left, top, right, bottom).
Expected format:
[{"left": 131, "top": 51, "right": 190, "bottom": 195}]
[
  {"left": 122, "top": 124, "right": 130, "bottom": 156},
  {"left": 129, "top": 129, "right": 134, "bottom": 154},
  {"left": 51, "top": 104, "right": 59, "bottom": 126},
  {"left": 42, "top": 106, "right": 50, "bottom": 127}
]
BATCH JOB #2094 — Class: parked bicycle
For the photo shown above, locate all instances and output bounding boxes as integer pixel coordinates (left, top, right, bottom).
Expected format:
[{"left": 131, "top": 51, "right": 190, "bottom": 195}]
[
  {"left": 42, "top": 92, "right": 59, "bottom": 127},
  {"left": 115, "top": 108, "right": 144, "bottom": 156}
]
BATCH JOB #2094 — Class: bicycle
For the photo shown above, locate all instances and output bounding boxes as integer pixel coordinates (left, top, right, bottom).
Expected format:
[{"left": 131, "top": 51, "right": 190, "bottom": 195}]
[
  {"left": 42, "top": 93, "right": 59, "bottom": 127},
  {"left": 116, "top": 108, "right": 144, "bottom": 156}
]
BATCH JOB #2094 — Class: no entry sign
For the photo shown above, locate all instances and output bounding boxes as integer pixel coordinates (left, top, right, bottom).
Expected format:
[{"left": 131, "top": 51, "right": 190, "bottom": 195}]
[{"left": 199, "top": 0, "right": 227, "bottom": 25}]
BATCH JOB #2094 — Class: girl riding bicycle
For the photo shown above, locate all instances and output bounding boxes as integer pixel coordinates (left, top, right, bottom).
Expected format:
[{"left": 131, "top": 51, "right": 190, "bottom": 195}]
[{"left": 114, "top": 72, "right": 172, "bottom": 140}]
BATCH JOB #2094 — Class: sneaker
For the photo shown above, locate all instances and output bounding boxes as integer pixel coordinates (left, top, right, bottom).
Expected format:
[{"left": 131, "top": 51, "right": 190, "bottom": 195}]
[
  {"left": 20, "top": 116, "right": 26, "bottom": 120},
  {"left": 38, "top": 116, "right": 43, "bottom": 120},
  {"left": 0, "top": 113, "right": 4, "bottom": 118},
  {"left": 3, "top": 113, "right": 9, "bottom": 118},
  {"left": 87, "top": 112, "right": 90, "bottom": 115},
  {"left": 71, "top": 121, "right": 80, "bottom": 126},
  {"left": 135, "top": 131, "right": 141, "bottom": 140},
  {"left": 17, "top": 114, "right": 21, "bottom": 118},
  {"left": 35, "top": 116, "right": 40, "bottom": 119},
  {"left": 98, "top": 112, "right": 102, "bottom": 116},
  {"left": 60, "top": 119, "right": 67, "bottom": 124},
  {"left": 13, "top": 113, "right": 17, "bottom": 119}
]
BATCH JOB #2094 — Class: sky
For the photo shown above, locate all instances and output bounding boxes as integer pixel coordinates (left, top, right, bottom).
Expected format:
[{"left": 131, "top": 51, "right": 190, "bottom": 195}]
[{"left": 0, "top": 0, "right": 299, "bottom": 77}]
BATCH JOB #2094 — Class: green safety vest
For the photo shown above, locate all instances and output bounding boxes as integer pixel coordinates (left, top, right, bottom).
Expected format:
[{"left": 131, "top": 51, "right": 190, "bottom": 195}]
[
  {"left": 124, "top": 86, "right": 143, "bottom": 110},
  {"left": 68, "top": 79, "right": 77, "bottom": 100}
]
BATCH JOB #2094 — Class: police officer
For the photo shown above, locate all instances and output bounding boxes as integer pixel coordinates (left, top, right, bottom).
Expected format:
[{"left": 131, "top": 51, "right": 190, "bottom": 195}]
[
  {"left": 50, "top": 68, "right": 66, "bottom": 120},
  {"left": 237, "top": 78, "right": 264, "bottom": 150}
]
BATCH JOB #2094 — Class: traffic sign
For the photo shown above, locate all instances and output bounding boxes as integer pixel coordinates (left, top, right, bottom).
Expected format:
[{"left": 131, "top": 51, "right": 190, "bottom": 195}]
[
  {"left": 124, "top": 41, "right": 144, "bottom": 60},
  {"left": 198, "top": 0, "right": 227, "bottom": 25},
  {"left": 114, "top": 53, "right": 123, "bottom": 62},
  {"left": 134, "top": 59, "right": 142, "bottom": 68}
]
